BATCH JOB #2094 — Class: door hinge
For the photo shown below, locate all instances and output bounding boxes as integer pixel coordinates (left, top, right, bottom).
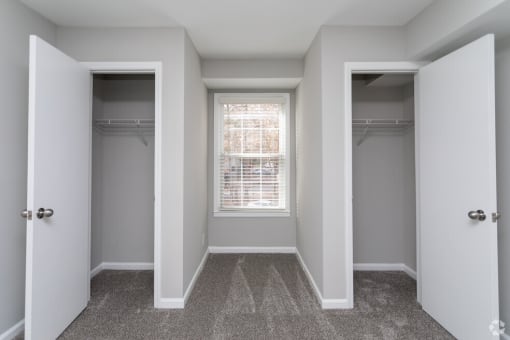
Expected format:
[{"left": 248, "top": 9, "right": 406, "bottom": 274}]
[
  {"left": 20, "top": 209, "right": 32, "bottom": 221},
  {"left": 492, "top": 212, "right": 501, "bottom": 223}
]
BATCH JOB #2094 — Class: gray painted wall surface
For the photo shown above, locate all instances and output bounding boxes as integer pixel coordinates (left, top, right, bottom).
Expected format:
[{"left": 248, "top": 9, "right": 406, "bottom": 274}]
[
  {"left": 0, "top": 0, "right": 56, "bottom": 334},
  {"left": 202, "top": 59, "right": 304, "bottom": 79},
  {"left": 207, "top": 90, "right": 297, "bottom": 247},
  {"left": 352, "top": 83, "right": 416, "bottom": 270},
  {"left": 92, "top": 76, "right": 155, "bottom": 268},
  {"left": 183, "top": 33, "right": 209, "bottom": 290},
  {"left": 496, "top": 36, "right": 510, "bottom": 334},
  {"left": 352, "top": 133, "right": 415, "bottom": 268},
  {"left": 91, "top": 129, "right": 103, "bottom": 269},
  {"left": 405, "top": 0, "right": 504, "bottom": 58},
  {"left": 97, "top": 135, "right": 155, "bottom": 263},
  {"left": 320, "top": 26, "right": 407, "bottom": 299},
  {"left": 295, "top": 34, "right": 324, "bottom": 292},
  {"left": 90, "top": 79, "right": 104, "bottom": 270},
  {"left": 401, "top": 130, "right": 417, "bottom": 271},
  {"left": 94, "top": 76, "right": 155, "bottom": 119},
  {"left": 56, "top": 27, "right": 187, "bottom": 298},
  {"left": 352, "top": 82, "right": 407, "bottom": 119}
]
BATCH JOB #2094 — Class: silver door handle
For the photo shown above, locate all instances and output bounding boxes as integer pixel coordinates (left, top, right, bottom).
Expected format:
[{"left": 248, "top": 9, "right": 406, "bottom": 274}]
[
  {"left": 468, "top": 210, "right": 486, "bottom": 221},
  {"left": 20, "top": 209, "right": 32, "bottom": 220},
  {"left": 36, "top": 208, "right": 54, "bottom": 219}
]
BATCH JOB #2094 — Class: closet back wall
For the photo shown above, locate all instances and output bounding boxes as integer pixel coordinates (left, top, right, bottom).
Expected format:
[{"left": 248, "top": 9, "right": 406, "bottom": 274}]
[
  {"left": 92, "top": 75, "right": 155, "bottom": 269},
  {"left": 352, "top": 81, "right": 416, "bottom": 271}
]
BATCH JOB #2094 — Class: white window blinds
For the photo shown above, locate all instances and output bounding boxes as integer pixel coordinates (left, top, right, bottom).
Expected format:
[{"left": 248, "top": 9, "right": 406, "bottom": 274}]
[{"left": 214, "top": 94, "right": 289, "bottom": 214}]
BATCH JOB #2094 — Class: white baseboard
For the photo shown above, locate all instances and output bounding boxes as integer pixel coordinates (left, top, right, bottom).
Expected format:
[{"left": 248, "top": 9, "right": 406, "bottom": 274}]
[
  {"left": 295, "top": 250, "right": 349, "bottom": 310},
  {"left": 91, "top": 262, "right": 154, "bottom": 278},
  {"left": 0, "top": 319, "right": 24, "bottom": 340},
  {"left": 90, "top": 263, "right": 103, "bottom": 278},
  {"left": 208, "top": 246, "right": 296, "bottom": 254},
  {"left": 183, "top": 249, "right": 209, "bottom": 305},
  {"left": 102, "top": 262, "right": 154, "bottom": 271},
  {"left": 402, "top": 264, "right": 417, "bottom": 280},
  {"left": 157, "top": 298, "right": 184, "bottom": 309},
  {"left": 322, "top": 298, "right": 350, "bottom": 309},
  {"left": 157, "top": 249, "right": 210, "bottom": 309},
  {"left": 295, "top": 250, "right": 322, "bottom": 305},
  {"left": 354, "top": 263, "right": 417, "bottom": 280}
]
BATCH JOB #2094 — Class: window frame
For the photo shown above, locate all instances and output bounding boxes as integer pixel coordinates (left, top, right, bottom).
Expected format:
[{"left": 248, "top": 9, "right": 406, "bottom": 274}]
[{"left": 213, "top": 93, "right": 291, "bottom": 217}]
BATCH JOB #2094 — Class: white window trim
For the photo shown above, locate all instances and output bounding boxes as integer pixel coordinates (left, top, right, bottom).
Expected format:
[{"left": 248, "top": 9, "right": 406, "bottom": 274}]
[{"left": 213, "top": 93, "right": 291, "bottom": 217}]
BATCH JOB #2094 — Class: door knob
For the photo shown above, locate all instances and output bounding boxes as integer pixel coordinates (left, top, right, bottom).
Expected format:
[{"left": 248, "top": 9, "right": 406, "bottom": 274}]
[
  {"left": 468, "top": 210, "right": 486, "bottom": 221},
  {"left": 20, "top": 209, "right": 32, "bottom": 220},
  {"left": 36, "top": 208, "right": 54, "bottom": 219}
]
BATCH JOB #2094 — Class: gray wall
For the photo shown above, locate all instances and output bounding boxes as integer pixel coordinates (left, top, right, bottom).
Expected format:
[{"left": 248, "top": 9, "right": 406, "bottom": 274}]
[
  {"left": 0, "top": 0, "right": 56, "bottom": 335},
  {"left": 496, "top": 36, "right": 510, "bottom": 334},
  {"left": 201, "top": 58, "right": 304, "bottom": 89},
  {"left": 320, "top": 26, "right": 407, "bottom": 299},
  {"left": 98, "top": 135, "right": 155, "bottom": 263},
  {"left": 207, "top": 90, "right": 297, "bottom": 247},
  {"left": 91, "top": 129, "right": 103, "bottom": 269},
  {"left": 295, "top": 33, "right": 324, "bottom": 292},
  {"left": 202, "top": 59, "right": 303, "bottom": 79},
  {"left": 94, "top": 76, "right": 156, "bottom": 119},
  {"left": 183, "top": 33, "right": 209, "bottom": 290},
  {"left": 56, "top": 27, "right": 188, "bottom": 298},
  {"left": 352, "top": 82, "right": 416, "bottom": 270},
  {"left": 90, "top": 79, "right": 104, "bottom": 269},
  {"left": 91, "top": 76, "right": 155, "bottom": 268},
  {"left": 352, "top": 82, "right": 407, "bottom": 119},
  {"left": 405, "top": 0, "right": 504, "bottom": 58}
]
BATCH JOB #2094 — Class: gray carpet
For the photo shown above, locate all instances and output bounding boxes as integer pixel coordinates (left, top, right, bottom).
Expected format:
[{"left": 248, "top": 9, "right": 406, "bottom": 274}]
[{"left": 26, "top": 254, "right": 454, "bottom": 339}]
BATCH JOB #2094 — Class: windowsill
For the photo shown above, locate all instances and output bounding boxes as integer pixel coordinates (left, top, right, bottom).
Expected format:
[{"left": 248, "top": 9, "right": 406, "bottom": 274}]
[{"left": 213, "top": 210, "right": 290, "bottom": 218}]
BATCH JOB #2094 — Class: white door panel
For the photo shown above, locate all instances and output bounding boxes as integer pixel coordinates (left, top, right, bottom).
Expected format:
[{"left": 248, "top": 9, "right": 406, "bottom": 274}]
[
  {"left": 419, "top": 34, "right": 499, "bottom": 340},
  {"left": 25, "top": 35, "right": 90, "bottom": 340}
]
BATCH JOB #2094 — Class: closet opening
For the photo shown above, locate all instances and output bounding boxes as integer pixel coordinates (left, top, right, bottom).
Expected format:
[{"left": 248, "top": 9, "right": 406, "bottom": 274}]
[
  {"left": 349, "top": 71, "right": 418, "bottom": 306},
  {"left": 90, "top": 73, "right": 156, "bottom": 297}
]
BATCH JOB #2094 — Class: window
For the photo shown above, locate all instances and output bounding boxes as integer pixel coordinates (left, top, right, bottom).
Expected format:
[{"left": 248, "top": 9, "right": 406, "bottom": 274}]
[{"left": 214, "top": 93, "right": 290, "bottom": 216}]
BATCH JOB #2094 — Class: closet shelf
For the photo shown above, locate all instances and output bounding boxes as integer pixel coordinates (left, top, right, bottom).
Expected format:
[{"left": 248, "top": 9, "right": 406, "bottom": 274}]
[
  {"left": 94, "top": 118, "right": 155, "bottom": 134},
  {"left": 352, "top": 119, "right": 414, "bottom": 128},
  {"left": 353, "top": 119, "right": 414, "bottom": 145}
]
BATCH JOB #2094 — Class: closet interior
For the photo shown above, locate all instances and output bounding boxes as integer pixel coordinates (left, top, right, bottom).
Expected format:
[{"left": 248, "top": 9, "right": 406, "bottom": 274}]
[
  {"left": 352, "top": 73, "right": 416, "bottom": 276},
  {"left": 91, "top": 74, "right": 155, "bottom": 275}
]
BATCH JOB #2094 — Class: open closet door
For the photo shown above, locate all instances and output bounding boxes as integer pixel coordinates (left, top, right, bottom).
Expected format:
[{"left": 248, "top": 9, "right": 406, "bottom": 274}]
[
  {"left": 418, "top": 34, "right": 499, "bottom": 340},
  {"left": 24, "top": 35, "right": 90, "bottom": 340}
]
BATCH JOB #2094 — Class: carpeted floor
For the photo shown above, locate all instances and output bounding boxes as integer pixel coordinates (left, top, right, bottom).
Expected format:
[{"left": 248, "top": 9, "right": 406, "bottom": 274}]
[{"left": 23, "top": 254, "right": 455, "bottom": 339}]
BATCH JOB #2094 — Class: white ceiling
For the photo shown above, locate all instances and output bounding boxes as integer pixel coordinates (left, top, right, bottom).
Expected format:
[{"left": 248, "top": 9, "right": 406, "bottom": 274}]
[{"left": 20, "top": 0, "right": 435, "bottom": 58}]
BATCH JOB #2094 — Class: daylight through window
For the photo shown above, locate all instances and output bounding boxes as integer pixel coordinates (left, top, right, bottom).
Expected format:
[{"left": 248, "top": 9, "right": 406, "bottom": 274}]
[{"left": 214, "top": 94, "right": 289, "bottom": 214}]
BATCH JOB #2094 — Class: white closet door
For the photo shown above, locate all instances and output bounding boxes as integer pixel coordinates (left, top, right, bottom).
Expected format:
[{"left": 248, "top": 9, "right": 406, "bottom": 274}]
[
  {"left": 24, "top": 35, "right": 91, "bottom": 340},
  {"left": 418, "top": 34, "right": 499, "bottom": 340}
]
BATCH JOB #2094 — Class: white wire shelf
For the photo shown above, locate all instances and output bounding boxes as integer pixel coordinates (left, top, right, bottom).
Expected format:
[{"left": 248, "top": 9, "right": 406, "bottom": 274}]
[
  {"left": 353, "top": 119, "right": 414, "bottom": 145},
  {"left": 352, "top": 119, "right": 414, "bottom": 128},
  {"left": 94, "top": 118, "right": 155, "bottom": 134}
]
